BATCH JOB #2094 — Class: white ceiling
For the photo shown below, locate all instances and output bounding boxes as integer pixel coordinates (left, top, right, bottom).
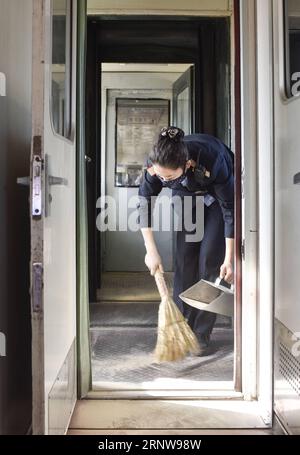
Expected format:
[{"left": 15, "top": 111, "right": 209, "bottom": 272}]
[
  {"left": 101, "top": 63, "right": 193, "bottom": 73},
  {"left": 87, "top": 0, "right": 232, "bottom": 16}
]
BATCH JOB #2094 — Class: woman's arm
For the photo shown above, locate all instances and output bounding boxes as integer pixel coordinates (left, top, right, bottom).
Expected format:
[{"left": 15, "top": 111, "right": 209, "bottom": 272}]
[
  {"left": 141, "top": 227, "right": 164, "bottom": 275},
  {"left": 138, "top": 168, "right": 164, "bottom": 275},
  {"left": 209, "top": 148, "right": 234, "bottom": 283}
]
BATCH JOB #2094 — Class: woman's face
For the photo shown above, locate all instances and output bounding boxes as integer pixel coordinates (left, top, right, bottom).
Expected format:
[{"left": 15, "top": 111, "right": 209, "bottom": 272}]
[{"left": 153, "top": 161, "right": 191, "bottom": 182}]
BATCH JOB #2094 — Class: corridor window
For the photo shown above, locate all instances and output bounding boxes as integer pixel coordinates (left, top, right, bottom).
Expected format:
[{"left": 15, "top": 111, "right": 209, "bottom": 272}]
[
  {"left": 50, "top": 0, "right": 72, "bottom": 138},
  {"left": 284, "top": 0, "right": 300, "bottom": 98},
  {"left": 115, "top": 98, "right": 170, "bottom": 187}
]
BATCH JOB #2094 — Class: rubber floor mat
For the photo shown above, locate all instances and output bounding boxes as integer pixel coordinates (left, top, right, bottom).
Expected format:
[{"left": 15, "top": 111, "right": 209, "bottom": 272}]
[
  {"left": 91, "top": 327, "right": 234, "bottom": 384},
  {"left": 97, "top": 272, "right": 173, "bottom": 302}
]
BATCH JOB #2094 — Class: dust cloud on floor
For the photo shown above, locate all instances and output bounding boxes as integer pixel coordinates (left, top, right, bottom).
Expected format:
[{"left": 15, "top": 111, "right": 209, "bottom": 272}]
[{"left": 90, "top": 300, "right": 234, "bottom": 385}]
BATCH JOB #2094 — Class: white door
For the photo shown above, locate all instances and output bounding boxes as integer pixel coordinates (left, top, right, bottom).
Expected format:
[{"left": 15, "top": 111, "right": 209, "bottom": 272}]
[
  {"left": 30, "top": 0, "right": 77, "bottom": 434},
  {"left": 172, "top": 66, "right": 194, "bottom": 133},
  {"left": 273, "top": 0, "right": 300, "bottom": 433}
]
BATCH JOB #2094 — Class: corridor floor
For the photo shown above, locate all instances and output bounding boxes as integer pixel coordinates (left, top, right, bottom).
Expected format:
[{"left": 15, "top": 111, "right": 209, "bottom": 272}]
[{"left": 90, "top": 297, "right": 233, "bottom": 387}]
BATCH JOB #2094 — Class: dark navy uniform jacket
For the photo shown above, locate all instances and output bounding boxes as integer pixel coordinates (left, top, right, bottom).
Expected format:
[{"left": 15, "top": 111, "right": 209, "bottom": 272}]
[{"left": 138, "top": 133, "right": 234, "bottom": 239}]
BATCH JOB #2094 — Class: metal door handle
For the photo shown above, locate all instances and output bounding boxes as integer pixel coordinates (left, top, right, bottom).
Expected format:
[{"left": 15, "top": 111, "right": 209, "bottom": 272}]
[
  {"left": 17, "top": 176, "right": 30, "bottom": 186},
  {"left": 85, "top": 155, "right": 92, "bottom": 163},
  {"left": 45, "top": 154, "right": 68, "bottom": 217},
  {"left": 293, "top": 172, "right": 300, "bottom": 185},
  {"left": 48, "top": 176, "right": 68, "bottom": 186},
  {"left": 46, "top": 174, "right": 68, "bottom": 217},
  {"left": 17, "top": 175, "right": 68, "bottom": 186}
]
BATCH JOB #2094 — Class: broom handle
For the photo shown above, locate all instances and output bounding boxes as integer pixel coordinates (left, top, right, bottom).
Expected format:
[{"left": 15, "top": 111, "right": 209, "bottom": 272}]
[{"left": 154, "top": 270, "right": 169, "bottom": 299}]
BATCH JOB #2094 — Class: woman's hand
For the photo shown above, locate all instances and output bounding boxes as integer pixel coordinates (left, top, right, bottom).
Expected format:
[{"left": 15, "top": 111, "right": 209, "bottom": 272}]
[
  {"left": 145, "top": 250, "right": 164, "bottom": 276},
  {"left": 219, "top": 260, "right": 234, "bottom": 284},
  {"left": 141, "top": 227, "right": 164, "bottom": 276},
  {"left": 220, "top": 238, "right": 234, "bottom": 284}
]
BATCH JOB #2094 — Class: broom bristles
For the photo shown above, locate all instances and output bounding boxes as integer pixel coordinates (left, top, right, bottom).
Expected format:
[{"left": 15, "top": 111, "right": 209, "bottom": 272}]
[{"left": 154, "top": 295, "right": 201, "bottom": 362}]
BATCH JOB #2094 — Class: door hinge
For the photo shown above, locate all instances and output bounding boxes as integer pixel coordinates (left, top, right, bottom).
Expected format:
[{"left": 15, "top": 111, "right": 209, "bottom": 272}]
[
  {"left": 32, "top": 263, "right": 43, "bottom": 313},
  {"left": 0, "top": 72, "right": 6, "bottom": 96},
  {"left": 241, "top": 239, "right": 245, "bottom": 260}
]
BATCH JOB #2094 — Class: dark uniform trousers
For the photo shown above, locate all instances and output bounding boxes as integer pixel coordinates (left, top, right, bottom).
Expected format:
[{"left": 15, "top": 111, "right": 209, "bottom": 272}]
[{"left": 172, "top": 195, "right": 225, "bottom": 338}]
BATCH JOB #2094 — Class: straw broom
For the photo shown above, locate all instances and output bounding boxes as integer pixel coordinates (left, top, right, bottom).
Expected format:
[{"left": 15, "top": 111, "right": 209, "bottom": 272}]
[{"left": 153, "top": 270, "right": 201, "bottom": 362}]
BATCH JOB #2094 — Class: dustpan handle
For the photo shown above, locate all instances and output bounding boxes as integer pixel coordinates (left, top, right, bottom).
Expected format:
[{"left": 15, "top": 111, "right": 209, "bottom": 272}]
[
  {"left": 154, "top": 270, "right": 169, "bottom": 299},
  {"left": 215, "top": 276, "right": 234, "bottom": 291}
]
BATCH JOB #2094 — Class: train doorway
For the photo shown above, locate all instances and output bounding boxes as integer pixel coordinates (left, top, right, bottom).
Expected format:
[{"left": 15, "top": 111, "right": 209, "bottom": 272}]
[
  {"left": 25, "top": 0, "right": 276, "bottom": 434},
  {"left": 85, "top": 17, "right": 236, "bottom": 395}
]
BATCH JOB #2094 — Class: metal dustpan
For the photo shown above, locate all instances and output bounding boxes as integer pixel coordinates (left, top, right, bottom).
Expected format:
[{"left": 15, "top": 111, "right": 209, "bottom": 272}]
[{"left": 179, "top": 278, "right": 234, "bottom": 317}]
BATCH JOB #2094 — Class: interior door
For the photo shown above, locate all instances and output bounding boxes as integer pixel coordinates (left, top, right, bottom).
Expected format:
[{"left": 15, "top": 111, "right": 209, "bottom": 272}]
[
  {"left": 30, "top": 0, "right": 77, "bottom": 434},
  {"left": 172, "top": 66, "right": 195, "bottom": 133}
]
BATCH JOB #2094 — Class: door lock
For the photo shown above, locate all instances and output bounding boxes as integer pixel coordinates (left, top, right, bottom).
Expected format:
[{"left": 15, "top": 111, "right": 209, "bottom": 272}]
[{"left": 17, "top": 155, "right": 43, "bottom": 217}]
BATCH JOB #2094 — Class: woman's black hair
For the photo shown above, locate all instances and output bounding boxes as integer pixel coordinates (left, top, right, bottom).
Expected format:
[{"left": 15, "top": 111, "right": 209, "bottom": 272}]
[{"left": 149, "top": 126, "right": 188, "bottom": 170}]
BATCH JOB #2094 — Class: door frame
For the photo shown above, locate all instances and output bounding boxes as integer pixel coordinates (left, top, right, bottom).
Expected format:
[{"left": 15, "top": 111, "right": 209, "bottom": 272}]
[
  {"left": 84, "top": 6, "right": 253, "bottom": 403},
  {"left": 238, "top": 0, "right": 273, "bottom": 424}
]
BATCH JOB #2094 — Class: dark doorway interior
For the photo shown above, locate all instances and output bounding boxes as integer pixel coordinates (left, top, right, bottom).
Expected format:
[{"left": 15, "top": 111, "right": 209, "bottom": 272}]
[{"left": 86, "top": 16, "right": 231, "bottom": 301}]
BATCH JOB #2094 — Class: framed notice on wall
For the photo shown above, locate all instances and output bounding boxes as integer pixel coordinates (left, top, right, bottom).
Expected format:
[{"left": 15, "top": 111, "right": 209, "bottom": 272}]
[{"left": 115, "top": 98, "right": 170, "bottom": 187}]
